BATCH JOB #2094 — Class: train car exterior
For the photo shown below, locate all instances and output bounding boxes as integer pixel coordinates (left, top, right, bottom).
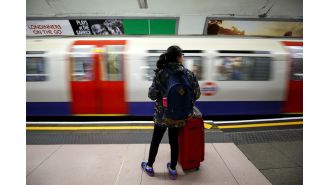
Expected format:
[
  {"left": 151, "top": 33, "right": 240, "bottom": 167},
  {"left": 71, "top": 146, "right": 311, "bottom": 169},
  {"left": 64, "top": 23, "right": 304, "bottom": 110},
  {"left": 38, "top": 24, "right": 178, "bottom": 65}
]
[{"left": 26, "top": 36, "right": 303, "bottom": 117}]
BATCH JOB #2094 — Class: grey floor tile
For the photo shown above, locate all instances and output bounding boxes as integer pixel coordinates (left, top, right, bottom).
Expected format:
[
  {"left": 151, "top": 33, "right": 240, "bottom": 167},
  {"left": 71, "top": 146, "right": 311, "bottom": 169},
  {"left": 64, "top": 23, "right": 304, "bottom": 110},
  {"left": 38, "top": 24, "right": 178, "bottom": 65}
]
[
  {"left": 261, "top": 167, "right": 303, "bottom": 185},
  {"left": 237, "top": 143, "right": 298, "bottom": 170},
  {"left": 213, "top": 143, "right": 271, "bottom": 185},
  {"left": 26, "top": 145, "right": 61, "bottom": 175},
  {"left": 270, "top": 141, "right": 303, "bottom": 166}
]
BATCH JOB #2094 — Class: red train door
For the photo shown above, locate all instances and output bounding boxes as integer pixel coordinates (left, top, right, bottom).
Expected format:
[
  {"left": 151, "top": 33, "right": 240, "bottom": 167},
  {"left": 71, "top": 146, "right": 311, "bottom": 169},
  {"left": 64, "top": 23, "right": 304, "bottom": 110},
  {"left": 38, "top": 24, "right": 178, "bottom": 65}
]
[
  {"left": 70, "top": 40, "right": 128, "bottom": 115},
  {"left": 282, "top": 41, "right": 303, "bottom": 113}
]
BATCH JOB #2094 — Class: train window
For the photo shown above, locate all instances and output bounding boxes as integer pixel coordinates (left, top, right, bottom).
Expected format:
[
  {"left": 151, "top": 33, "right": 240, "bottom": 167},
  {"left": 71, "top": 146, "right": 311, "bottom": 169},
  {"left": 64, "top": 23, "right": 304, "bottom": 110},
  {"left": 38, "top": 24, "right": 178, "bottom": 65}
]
[
  {"left": 143, "top": 53, "right": 204, "bottom": 81},
  {"left": 71, "top": 46, "right": 94, "bottom": 81},
  {"left": 143, "top": 56, "right": 158, "bottom": 81},
  {"left": 143, "top": 50, "right": 166, "bottom": 81},
  {"left": 71, "top": 57, "right": 94, "bottom": 81},
  {"left": 213, "top": 56, "right": 271, "bottom": 81},
  {"left": 291, "top": 58, "right": 303, "bottom": 81},
  {"left": 26, "top": 57, "right": 48, "bottom": 81},
  {"left": 183, "top": 56, "right": 203, "bottom": 80},
  {"left": 103, "top": 45, "right": 123, "bottom": 81},
  {"left": 288, "top": 46, "right": 303, "bottom": 81}
]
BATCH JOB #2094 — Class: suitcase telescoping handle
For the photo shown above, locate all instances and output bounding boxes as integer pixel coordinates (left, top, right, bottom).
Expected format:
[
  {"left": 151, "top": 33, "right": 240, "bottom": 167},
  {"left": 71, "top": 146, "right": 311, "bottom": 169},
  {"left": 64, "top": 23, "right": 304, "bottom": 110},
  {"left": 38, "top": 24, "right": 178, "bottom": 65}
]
[{"left": 192, "top": 106, "right": 202, "bottom": 118}]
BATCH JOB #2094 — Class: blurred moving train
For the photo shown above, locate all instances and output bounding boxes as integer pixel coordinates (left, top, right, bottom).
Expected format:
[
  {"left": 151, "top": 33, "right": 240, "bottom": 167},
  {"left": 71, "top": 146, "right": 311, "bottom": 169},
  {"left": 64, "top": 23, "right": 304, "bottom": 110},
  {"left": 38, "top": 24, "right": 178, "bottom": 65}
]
[{"left": 26, "top": 36, "right": 303, "bottom": 117}]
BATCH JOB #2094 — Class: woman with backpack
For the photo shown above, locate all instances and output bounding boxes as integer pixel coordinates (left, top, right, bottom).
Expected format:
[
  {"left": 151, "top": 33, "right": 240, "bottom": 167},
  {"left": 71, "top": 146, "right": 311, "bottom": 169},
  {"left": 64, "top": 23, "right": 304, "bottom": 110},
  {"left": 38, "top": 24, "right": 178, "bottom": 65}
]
[{"left": 141, "top": 45, "right": 201, "bottom": 180}]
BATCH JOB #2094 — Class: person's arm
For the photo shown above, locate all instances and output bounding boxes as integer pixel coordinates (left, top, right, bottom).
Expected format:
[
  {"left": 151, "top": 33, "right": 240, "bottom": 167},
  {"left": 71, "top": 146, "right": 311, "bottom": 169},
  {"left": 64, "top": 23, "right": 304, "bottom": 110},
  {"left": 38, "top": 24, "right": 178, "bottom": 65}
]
[{"left": 148, "top": 73, "right": 161, "bottom": 101}]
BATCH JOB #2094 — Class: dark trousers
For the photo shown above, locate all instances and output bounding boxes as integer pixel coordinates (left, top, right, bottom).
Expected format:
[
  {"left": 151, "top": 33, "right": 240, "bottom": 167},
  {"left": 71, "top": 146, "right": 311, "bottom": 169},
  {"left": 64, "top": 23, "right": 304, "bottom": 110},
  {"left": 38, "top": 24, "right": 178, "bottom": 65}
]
[{"left": 147, "top": 124, "right": 179, "bottom": 170}]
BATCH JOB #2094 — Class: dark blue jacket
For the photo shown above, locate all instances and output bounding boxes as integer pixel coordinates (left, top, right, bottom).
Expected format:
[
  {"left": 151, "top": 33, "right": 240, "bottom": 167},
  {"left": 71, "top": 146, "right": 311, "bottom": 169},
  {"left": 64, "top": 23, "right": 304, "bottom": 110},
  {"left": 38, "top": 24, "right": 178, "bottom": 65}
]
[{"left": 148, "top": 63, "right": 201, "bottom": 127}]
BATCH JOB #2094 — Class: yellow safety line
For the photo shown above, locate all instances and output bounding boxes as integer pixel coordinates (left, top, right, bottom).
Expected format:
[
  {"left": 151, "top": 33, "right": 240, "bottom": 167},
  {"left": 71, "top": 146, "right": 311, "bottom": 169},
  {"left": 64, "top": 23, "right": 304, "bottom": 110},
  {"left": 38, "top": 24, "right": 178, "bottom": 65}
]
[
  {"left": 26, "top": 121, "right": 303, "bottom": 131},
  {"left": 204, "top": 123, "right": 213, "bottom": 129},
  {"left": 217, "top": 121, "right": 303, "bottom": 129},
  {"left": 26, "top": 124, "right": 214, "bottom": 131},
  {"left": 26, "top": 126, "right": 154, "bottom": 131}
]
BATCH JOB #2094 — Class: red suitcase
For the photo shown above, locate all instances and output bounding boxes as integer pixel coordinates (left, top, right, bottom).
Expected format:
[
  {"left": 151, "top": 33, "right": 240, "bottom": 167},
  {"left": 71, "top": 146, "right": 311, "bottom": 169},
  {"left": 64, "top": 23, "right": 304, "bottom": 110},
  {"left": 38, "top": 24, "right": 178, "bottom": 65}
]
[{"left": 178, "top": 117, "right": 205, "bottom": 170}]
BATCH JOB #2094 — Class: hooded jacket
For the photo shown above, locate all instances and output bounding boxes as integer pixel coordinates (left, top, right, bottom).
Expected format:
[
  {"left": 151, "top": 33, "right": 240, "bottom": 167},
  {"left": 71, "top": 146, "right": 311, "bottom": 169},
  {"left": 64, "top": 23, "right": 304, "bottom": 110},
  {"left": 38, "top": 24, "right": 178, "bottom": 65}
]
[{"left": 148, "top": 63, "right": 201, "bottom": 128}]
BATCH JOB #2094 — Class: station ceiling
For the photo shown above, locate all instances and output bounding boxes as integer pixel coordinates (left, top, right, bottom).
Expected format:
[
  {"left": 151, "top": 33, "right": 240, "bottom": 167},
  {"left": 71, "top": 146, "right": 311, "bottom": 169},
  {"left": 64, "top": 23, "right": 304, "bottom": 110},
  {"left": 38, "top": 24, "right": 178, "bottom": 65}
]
[{"left": 27, "top": 0, "right": 302, "bottom": 19}]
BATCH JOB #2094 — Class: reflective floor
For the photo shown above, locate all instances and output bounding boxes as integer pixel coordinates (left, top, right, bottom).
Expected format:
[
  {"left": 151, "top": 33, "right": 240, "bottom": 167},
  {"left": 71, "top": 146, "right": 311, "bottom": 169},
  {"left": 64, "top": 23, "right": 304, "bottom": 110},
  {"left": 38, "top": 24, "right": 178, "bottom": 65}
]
[{"left": 27, "top": 128, "right": 303, "bottom": 185}]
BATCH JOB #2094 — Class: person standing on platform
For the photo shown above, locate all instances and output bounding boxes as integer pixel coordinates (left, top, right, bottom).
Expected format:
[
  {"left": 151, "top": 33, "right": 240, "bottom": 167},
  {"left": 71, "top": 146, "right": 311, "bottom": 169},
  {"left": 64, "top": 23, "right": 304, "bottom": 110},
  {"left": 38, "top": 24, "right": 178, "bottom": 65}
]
[{"left": 141, "top": 45, "right": 201, "bottom": 180}]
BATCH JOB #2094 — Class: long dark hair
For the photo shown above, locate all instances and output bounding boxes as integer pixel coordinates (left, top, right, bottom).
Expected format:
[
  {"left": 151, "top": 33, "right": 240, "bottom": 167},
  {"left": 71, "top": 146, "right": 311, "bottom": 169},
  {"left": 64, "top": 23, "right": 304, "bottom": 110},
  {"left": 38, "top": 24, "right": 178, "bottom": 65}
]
[
  {"left": 155, "top": 45, "right": 182, "bottom": 72},
  {"left": 166, "top": 45, "right": 183, "bottom": 63},
  {"left": 155, "top": 45, "right": 183, "bottom": 72},
  {"left": 155, "top": 53, "right": 167, "bottom": 72}
]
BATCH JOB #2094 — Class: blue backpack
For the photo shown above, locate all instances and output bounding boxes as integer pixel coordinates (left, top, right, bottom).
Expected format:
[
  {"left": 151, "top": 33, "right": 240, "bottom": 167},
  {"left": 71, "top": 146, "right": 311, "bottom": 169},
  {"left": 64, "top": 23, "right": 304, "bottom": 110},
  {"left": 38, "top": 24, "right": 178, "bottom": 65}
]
[{"left": 164, "top": 69, "right": 193, "bottom": 120}]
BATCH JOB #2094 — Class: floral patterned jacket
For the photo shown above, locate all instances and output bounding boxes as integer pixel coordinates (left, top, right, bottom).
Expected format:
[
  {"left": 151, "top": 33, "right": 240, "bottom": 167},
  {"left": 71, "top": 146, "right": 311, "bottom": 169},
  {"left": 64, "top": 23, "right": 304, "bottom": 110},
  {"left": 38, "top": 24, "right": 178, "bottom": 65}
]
[{"left": 148, "top": 63, "right": 201, "bottom": 128}]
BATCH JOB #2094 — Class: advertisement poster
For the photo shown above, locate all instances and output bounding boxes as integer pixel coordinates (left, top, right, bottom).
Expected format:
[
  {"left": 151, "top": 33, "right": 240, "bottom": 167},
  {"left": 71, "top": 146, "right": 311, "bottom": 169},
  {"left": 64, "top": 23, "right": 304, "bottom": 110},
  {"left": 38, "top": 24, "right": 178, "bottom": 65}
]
[
  {"left": 27, "top": 20, "right": 75, "bottom": 36},
  {"left": 69, "top": 19, "right": 124, "bottom": 35},
  {"left": 206, "top": 19, "right": 303, "bottom": 37}
]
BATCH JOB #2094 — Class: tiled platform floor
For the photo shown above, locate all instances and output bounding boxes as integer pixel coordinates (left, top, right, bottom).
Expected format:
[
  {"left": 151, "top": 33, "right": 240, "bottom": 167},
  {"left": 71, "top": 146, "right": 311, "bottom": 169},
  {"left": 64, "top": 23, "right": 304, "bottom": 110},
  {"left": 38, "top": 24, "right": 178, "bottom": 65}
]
[
  {"left": 237, "top": 141, "right": 303, "bottom": 185},
  {"left": 27, "top": 143, "right": 271, "bottom": 185}
]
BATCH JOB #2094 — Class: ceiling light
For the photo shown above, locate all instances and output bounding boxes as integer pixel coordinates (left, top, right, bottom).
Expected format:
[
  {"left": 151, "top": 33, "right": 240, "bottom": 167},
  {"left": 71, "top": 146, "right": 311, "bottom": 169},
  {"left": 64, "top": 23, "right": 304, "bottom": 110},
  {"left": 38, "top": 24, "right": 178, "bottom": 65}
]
[{"left": 138, "top": 0, "right": 148, "bottom": 9}]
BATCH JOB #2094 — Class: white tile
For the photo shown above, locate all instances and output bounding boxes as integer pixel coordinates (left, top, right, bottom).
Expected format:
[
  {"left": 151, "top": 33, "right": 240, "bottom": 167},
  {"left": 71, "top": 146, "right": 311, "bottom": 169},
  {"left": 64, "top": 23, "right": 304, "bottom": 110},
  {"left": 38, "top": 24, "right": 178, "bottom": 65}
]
[
  {"left": 165, "top": 143, "right": 238, "bottom": 185},
  {"left": 26, "top": 143, "right": 272, "bottom": 185},
  {"left": 213, "top": 143, "right": 272, "bottom": 185},
  {"left": 26, "top": 145, "right": 61, "bottom": 175},
  {"left": 115, "top": 144, "right": 146, "bottom": 185},
  {"left": 141, "top": 144, "right": 167, "bottom": 185},
  {"left": 27, "top": 144, "right": 128, "bottom": 185}
]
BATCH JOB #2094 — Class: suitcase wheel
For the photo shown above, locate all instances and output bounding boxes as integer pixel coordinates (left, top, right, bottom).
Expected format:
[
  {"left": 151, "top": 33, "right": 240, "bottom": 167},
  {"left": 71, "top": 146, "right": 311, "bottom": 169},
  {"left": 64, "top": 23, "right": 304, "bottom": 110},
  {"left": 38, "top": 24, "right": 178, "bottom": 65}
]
[{"left": 196, "top": 167, "right": 199, "bottom": 171}]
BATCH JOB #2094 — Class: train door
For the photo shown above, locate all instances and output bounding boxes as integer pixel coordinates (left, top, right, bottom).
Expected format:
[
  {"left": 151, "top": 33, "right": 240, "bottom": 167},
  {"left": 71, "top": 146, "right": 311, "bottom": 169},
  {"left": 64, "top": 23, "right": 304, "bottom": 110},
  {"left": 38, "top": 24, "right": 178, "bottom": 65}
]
[
  {"left": 99, "top": 44, "right": 127, "bottom": 114},
  {"left": 70, "top": 40, "right": 128, "bottom": 115},
  {"left": 282, "top": 41, "right": 303, "bottom": 113}
]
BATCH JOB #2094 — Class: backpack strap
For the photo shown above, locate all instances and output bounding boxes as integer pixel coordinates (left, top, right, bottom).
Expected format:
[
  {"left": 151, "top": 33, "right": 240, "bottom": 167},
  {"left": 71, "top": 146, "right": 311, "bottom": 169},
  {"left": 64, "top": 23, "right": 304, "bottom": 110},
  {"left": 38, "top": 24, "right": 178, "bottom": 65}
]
[{"left": 183, "top": 70, "right": 192, "bottom": 89}]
